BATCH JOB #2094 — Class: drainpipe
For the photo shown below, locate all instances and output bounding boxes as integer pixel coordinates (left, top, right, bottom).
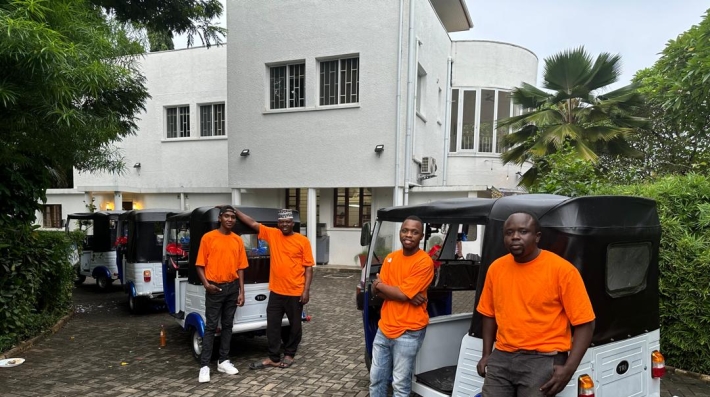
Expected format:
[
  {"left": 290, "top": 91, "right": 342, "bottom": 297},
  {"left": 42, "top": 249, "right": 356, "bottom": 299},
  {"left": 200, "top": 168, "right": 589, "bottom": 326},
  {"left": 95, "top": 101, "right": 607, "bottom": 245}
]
[
  {"left": 442, "top": 55, "right": 453, "bottom": 186},
  {"left": 393, "top": 0, "right": 405, "bottom": 206},
  {"left": 403, "top": 0, "right": 416, "bottom": 206}
]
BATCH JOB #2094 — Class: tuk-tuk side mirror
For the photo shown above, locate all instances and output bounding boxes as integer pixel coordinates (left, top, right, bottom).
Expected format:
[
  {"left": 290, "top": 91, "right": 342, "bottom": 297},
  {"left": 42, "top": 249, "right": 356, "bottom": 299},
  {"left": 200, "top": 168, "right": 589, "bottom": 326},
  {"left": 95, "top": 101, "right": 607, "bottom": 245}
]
[{"left": 360, "top": 222, "right": 372, "bottom": 247}]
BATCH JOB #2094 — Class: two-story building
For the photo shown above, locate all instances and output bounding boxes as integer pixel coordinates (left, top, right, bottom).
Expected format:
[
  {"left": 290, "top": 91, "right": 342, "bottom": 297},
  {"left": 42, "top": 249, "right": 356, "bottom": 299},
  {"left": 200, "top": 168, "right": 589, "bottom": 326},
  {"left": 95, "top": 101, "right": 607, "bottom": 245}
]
[{"left": 42, "top": 0, "right": 537, "bottom": 266}]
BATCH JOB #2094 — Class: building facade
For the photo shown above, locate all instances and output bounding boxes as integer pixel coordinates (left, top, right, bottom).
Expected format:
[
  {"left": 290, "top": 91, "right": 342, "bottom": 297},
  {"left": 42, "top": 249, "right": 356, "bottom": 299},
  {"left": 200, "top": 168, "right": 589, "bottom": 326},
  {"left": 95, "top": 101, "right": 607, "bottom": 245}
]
[{"left": 42, "top": 0, "right": 537, "bottom": 266}]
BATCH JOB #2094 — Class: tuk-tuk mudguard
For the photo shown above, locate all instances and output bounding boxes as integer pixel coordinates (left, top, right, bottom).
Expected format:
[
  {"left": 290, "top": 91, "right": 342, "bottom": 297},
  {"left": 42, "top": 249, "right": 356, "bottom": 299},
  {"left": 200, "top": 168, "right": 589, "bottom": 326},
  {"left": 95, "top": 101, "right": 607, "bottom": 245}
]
[
  {"left": 126, "top": 281, "right": 136, "bottom": 298},
  {"left": 92, "top": 266, "right": 111, "bottom": 281},
  {"left": 185, "top": 312, "right": 205, "bottom": 337}
]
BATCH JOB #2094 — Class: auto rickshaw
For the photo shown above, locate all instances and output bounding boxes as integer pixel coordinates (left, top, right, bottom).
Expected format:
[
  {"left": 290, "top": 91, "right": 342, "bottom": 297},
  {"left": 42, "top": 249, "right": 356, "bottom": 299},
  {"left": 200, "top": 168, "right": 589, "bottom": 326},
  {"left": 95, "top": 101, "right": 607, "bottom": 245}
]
[
  {"left": 66, "top": 211, "right": 124, "bottom": 291},
  {"left": 357, "top": 194, "right": 664, "bottom": 396},
  {"left": 118, "top": 209, "right": 173, "bottom": 313},
  {"left": 163, "top": 206, "right": 301, "bottom": 360}
]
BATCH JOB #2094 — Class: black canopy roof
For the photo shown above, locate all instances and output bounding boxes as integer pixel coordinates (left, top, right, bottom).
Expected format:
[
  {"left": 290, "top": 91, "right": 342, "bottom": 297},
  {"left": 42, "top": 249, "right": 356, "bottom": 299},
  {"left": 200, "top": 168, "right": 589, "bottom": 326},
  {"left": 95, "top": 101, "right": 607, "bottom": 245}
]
[{"left": 376, "top": 198, "right": 496, "bottom": 224}]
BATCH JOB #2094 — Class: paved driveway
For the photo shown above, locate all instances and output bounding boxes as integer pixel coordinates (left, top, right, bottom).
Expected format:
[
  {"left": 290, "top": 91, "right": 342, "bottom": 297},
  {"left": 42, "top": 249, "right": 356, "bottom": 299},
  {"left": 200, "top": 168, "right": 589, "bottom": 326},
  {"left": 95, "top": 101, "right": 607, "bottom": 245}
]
[{"left": 1, "top": 268, "right": 708, "bottom": 396}]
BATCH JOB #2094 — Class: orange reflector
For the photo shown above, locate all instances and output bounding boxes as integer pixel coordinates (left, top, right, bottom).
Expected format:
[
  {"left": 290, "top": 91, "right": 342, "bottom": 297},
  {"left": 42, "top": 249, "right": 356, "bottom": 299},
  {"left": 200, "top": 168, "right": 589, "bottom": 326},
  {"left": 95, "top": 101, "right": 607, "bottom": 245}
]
[
  {"left": 578, "top": 374, "right": 595, "bottom": 396},
  {"left": 652, "top": 350, "right": 666, "bottom": 378},
  {"left": 143, "top": 270, "right": 151, "bottom": 282}
]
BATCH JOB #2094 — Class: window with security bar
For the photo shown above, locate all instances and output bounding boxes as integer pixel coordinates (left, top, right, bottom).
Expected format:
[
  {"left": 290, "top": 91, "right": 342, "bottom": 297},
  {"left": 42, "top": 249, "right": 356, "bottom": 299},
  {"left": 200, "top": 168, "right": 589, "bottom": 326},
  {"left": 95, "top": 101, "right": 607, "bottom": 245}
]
[
  {"left": 320, "top": 56, "right": 359, "bottom": 106},
  {"left": 270, "top": 63, "right": 305, "bottom": 109},
  {"left": 200, "top": 103, "right": 225, "bottom": 137},
  {"left": 334, "top": 188, "right": 371, "bottom": 228},
  {"left": 42, "top": 204, "right": 62, "bottom": 228},
  {"left": 166, "top": 105, "right": 190, "bottom": 138}
]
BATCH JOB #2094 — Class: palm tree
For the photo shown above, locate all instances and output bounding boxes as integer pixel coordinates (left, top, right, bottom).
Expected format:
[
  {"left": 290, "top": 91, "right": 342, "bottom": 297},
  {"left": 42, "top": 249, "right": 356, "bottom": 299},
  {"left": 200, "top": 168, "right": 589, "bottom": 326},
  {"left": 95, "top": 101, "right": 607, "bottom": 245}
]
[{"left": 499, "top": 47, "right": 647, "bottom": 187}]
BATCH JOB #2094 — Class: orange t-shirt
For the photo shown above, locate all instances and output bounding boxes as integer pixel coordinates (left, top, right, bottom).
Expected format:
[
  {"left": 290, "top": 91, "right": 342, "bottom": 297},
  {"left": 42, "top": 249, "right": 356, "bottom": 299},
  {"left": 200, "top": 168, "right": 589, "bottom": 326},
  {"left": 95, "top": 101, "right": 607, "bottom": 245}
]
[
  {"left": 378, "top": 249, "right": 434, "bottom": 339},
  {"left": 258, "top": 225, "right": 314, "bottom": 296},
  {"left": 476, "top": 250, "right": 595, "bottom": 353},
  {"left": 195, "top": 230, "right": 249, "bottom": 283}
]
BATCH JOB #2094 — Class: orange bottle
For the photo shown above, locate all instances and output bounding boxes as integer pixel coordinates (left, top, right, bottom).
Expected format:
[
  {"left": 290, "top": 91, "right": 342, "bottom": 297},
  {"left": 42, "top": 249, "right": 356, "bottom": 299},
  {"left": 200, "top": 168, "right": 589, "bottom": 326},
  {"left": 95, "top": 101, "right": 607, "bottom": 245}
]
[{"left": 160, "top": 325, "right": 167, "bottom": 347}]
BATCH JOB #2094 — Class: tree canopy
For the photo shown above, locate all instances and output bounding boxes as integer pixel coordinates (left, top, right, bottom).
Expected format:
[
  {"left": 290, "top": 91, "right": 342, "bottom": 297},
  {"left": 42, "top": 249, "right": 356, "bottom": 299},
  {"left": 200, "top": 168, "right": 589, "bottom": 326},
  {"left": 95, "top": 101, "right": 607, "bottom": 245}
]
[{"left": 499, "top": 47, "right": 646, "bottom": 187}]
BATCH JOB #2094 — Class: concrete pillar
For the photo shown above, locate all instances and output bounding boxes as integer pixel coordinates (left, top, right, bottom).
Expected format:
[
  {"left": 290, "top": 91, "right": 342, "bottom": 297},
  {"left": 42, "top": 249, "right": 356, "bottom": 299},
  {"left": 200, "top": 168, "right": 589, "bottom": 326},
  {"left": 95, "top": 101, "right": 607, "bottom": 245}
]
[
  {"left": 307, "top": 188, "right": 317, "bottom": 266},
  {"left": 113, "top": 191, "right": 122, "bottom": 211},
  {"left": 83, "top": 192, "right": 93, "bottom": 212},
  {"left": 232, "top": 188, "right": 242, "bottom": 205}
]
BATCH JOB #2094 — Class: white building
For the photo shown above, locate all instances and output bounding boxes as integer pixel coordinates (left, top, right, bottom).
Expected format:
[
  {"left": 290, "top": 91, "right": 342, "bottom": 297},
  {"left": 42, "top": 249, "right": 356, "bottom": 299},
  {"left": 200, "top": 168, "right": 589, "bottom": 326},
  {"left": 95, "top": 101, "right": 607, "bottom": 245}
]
[{"left": 42, "top": 0, "right": 537, "bottom": 267}]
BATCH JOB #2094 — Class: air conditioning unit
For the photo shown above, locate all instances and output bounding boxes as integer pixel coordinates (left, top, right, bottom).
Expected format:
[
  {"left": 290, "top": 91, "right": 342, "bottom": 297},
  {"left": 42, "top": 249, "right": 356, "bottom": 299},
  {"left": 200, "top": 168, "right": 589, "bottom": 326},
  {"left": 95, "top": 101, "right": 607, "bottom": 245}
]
[{"left": 420, "top": 156, "right": 437, "bottom": 175}]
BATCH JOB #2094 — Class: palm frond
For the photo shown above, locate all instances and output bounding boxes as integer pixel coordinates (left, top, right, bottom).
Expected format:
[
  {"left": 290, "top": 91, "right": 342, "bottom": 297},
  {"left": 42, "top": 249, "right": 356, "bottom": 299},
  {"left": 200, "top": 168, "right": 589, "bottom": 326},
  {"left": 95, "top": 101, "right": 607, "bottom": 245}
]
[
  {"left": 499, "top": 108, "right": 564, "bottom": 129},
  {"left": 573, "top": 140, "right": 599, "bottom": 162},
  {"left": 582, "top": 125, "right": 635, "bottom": 142},
  {"left": 584, "top": 52, "right": 622, "bottom": 91},
  {"left": 511, "top": 83, "right": 552, "bottom": 109},
  {"left": 500, "top": 143, "right": 532, "bottom": 165},
  {"left": 543, "top": 47, "right": 593, "bottom": 93},
  {"left": 539, "top": 123, "right": 585, "bottom": 147}
]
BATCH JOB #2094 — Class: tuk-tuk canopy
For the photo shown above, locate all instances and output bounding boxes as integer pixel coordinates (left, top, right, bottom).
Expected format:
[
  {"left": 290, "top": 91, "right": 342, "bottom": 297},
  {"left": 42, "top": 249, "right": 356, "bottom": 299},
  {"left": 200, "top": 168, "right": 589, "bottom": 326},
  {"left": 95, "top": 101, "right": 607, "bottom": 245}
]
[
  {"left": 376, "top": 198, "right": 496, "bottom": 225},
  {"left": 120, "top": 209, "right": 174, "bottom": 263},
  {"left": 67, "top": 211, "right": 124, "bottom": 252}
]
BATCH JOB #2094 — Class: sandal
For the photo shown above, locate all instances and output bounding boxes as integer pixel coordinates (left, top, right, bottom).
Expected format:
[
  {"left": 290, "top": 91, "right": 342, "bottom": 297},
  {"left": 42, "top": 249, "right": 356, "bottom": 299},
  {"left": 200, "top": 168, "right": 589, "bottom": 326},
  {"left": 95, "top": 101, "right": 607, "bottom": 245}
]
[{"left": 279, "top": 356, "right": 294, "bottom": 368}]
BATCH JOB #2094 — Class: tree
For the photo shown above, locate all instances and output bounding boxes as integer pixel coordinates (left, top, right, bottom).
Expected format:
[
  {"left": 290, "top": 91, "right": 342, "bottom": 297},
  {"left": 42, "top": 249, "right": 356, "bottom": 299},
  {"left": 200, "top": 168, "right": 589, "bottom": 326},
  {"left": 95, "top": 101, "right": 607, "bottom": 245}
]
[
  {"left": 600, "top": 9, "right": 710, "bottom": 183},
  {"left": 498, "top": 47, "right": 646, "bottom": 187},
  {"left": 0, "top": 0, "right": 225, "bottom": 226},
  {"left": 527, "top": 145, "right": 602, "bottom": 197}
]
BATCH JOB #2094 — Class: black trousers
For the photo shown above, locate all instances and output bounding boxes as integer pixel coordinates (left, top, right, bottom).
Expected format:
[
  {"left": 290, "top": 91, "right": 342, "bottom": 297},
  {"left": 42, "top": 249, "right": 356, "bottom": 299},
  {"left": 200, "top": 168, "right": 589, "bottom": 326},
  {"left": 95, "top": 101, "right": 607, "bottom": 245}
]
[
  {"left": 266, "top": 291, "right": 303, "bottom": 363},
  {"left": 201, "top": 281, "right": 239, "bottom": 367}
]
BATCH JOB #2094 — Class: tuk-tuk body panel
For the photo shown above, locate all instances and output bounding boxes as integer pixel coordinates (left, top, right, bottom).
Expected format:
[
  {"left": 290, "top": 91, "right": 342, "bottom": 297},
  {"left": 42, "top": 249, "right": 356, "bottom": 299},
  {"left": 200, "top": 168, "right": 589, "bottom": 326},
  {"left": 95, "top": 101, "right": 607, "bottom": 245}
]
[{"left": 67, "top": 211, "right": 123, "bottom": 287}]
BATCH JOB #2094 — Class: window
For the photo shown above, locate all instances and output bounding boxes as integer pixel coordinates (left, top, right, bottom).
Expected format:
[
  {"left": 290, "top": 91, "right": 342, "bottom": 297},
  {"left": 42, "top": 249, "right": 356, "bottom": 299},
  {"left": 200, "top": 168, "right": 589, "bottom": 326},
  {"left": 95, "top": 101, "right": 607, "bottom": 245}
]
[
  {"left": 416, "top": 64, "right": 426, "bottom": 115},
  {"left": 200, "top": 103, "right": 225, "bottom": 137},
  {"left": 285, "top": 188, "right": 320, "bottom": 223},
  {"left": 166, "top": 105, "right": 190, "bottom": 138},
  {"left": 334, "top": 188, "right": 371, "bottom": 228},
  {"left": 42, "top": 204, "right": 62, "bottom": 228},
  {"left": 449, "top": 88, "right": 521, "bottom": 153},
  {"left": 320, "top": 56, "right": 359, "bottom": 106},
  {"left": 606, "top": 242, "right": 652, "bottom": 298},
  {"left": 270, "top": 63, "right": 305, "bottom": 109}
]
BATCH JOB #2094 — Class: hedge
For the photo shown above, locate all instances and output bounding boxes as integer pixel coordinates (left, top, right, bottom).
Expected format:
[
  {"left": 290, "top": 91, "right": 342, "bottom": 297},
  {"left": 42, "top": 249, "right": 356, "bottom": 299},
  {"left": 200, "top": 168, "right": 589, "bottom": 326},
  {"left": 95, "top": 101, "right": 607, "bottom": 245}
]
[
  {"left": 598, "top": 173, "right": 710, "bottom": 373},
  {"left": 0, "top": 225, "right": 77, "bottom": 352}
]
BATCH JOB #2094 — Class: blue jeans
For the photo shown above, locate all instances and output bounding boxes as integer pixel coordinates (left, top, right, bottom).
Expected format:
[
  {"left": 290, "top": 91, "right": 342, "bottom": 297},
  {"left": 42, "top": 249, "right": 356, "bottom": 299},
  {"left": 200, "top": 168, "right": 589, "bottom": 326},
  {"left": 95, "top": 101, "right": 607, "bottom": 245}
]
[{"left": 369, "top": 328, "right": 427, "bottom": 397}]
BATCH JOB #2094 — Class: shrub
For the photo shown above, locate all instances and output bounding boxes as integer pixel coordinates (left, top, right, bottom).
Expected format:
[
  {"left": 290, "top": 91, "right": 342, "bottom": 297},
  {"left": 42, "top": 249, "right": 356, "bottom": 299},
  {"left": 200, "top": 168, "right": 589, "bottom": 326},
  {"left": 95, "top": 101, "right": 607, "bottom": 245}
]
[
  {"left": 597, "top": 173, "right": 710, "bottom": 373},
  {"left": 0, "top": 225, "right": 76, "bottom": 352}
]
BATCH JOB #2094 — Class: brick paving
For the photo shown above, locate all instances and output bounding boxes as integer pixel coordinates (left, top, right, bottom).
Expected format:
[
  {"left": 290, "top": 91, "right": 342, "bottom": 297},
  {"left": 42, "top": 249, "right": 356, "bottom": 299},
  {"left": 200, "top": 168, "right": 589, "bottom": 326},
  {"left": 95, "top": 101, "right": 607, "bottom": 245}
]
[{"left": 0, "top": 267, "right": 708, "bottom": 396}]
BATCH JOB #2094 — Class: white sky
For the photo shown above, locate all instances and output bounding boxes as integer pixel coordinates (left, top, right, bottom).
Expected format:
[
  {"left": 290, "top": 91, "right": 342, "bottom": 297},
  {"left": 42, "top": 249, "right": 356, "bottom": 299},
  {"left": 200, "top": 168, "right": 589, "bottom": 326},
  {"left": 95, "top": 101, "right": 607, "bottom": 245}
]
[{"left": 176, "top": 0, "right": 708, "bottom": 90}]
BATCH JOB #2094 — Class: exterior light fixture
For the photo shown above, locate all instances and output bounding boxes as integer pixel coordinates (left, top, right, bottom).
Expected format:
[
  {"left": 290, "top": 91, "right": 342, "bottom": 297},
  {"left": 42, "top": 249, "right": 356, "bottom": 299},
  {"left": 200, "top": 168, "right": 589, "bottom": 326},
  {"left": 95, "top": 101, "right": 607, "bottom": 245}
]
[
  {"left": 240, "top": 149, "right": 250, "bottom": 157},
  {"left": 133, "top": 162, "right": 141, "bottom": 168},
  {"left": 374, "top": 145, "right": 384, "bottom": 153}
]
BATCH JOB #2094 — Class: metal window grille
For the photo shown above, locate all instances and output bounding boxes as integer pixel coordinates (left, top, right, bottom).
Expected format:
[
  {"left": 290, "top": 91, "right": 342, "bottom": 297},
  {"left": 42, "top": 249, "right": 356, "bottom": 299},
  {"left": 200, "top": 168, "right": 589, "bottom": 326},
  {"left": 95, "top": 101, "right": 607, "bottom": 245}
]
[
  {"left": 178, "top": 106, "right": 190, "bottom": 138},
  {"left": 270, "top": 66, "right": 287, "bottom": 109},
  {"left": 213, "top": 104, "right": 225, "bottom": 136},
  {"left": 199, "top": 104, "right": 225, "bottom": 137},
  {"left": 320, "top": 60, "right": 338, "bottom": 105},
  {"left": 200, "top": 105, "right": 212, "bottom": 136},
  {"left": 340, "top": 57, "right": 359, "bottom": 104},
  {"left": 289, "top": 64, "right": 305, "bottom": 108},
  {"left": 166, "top": 108, "right": 177, "bottom": 138}
]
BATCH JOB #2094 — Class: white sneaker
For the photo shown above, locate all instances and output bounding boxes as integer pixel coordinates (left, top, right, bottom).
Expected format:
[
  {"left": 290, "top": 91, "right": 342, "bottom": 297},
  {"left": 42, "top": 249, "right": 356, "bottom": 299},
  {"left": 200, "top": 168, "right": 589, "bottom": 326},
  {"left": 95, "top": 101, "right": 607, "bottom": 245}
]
[
  {"left": 218, "top": 359, "right": 239, "bottom": 375},
  {"left": 199, "top": 366, "right": 210, "bottom": 383}
]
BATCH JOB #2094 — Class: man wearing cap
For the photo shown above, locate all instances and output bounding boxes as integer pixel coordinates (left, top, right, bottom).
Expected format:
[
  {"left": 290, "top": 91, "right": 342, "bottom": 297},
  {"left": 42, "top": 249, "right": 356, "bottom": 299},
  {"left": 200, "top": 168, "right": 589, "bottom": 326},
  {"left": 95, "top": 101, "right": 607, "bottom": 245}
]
[
  {"left": 196, "top": 205, "right": 249, "bottom": 383},
  {"left": 234, "top": 208, "right": 314, "bottom": 369}
]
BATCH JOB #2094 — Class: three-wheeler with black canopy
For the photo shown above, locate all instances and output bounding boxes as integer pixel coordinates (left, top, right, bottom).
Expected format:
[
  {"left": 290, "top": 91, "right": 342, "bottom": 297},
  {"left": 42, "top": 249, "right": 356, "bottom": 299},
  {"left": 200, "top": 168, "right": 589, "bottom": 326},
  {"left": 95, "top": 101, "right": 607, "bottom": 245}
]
[
  {"left": 118, "top": 209, "right": 173, "bottom": 313},
  {"left": 357, "top": 194, "right": 664, "bottom": 397},
  {"left": 163, "top": 206, "right": 299, "bottom": 359},
  {"left": 66, "top": 211, "right": 124, "bottom": 290}
]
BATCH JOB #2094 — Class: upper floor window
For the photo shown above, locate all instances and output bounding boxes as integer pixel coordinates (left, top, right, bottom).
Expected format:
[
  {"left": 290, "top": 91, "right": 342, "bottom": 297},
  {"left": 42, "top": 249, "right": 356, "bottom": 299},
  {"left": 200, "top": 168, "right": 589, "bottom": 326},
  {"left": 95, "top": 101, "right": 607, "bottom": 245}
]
[
  {"left": 42, "top": 204, "right": 62, "bottom": 228},
  {"left": 167, "top": 105, "right": 190, "bottom": 138},
  {"left": 334, "top": 188, "right": 371, "bottom": 228},
  {"left": 449, "top": 88, "right": 520, "bottom": 153},
  {"left": 200, "top": 103, "right": 225, "bottom": 137},
  {"left": 270, "top": 63, "right": 305, "bottom": 109},
  {"left": 320, "top": 56, "right": 359, "bottom": 106}
]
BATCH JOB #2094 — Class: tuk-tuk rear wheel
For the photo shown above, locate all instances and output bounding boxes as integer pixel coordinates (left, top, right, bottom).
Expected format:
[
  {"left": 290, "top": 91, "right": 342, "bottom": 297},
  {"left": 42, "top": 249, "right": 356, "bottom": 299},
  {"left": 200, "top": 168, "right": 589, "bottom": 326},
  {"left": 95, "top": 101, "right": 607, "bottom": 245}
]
[
  {"left": 191, "top": 328, "right": 202, "bottom": 361},
  {"left": 74, "top": 275, "right": 86, "bottom": 286},
  {"left": 128, "top": 294, "right": 144, "bottom": 314},
  {"left": 96, "top": 275, "right": 112, "bottom": 291}
]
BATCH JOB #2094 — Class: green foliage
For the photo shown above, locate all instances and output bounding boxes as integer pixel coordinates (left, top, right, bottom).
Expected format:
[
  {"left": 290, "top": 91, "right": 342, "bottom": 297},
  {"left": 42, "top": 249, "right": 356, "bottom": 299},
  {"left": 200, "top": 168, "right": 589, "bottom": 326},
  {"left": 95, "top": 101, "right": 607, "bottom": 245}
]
[
  {"left": 602, "top": 9, "right": 710, "bottom": 182},
  {"left": 596, "top": 174, "right": 710, "bottom": 373},
  {"left": 527, "top": 145, "right": 602, "bottom": 197},
  {"left": 0, "top": 228, "right": 75, "bottom": 353},
  {"left": 499, "top": 47, "right": 646, "bottom": 187}
]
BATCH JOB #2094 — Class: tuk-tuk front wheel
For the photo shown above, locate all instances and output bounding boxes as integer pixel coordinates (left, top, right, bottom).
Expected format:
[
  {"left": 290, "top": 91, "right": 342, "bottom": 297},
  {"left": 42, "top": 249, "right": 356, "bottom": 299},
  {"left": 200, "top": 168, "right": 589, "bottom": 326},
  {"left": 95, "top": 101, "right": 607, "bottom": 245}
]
[
  {"left": 191, "top": 328, "right": 203, "bottom": 361},
  {"left": 128, "top": 294, "right": 145, "bottom": 314},
  {"left": 96, "top": 275, "right": 112, "bottom": 291}
]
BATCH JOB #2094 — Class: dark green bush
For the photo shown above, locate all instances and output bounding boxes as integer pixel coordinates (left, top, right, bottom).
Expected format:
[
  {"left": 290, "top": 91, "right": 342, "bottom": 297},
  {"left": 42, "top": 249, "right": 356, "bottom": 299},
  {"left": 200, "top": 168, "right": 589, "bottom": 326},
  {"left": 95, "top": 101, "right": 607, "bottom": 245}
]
[
  {"left": 597, "top": 173, "right": 710, "bottom": 373},
  {"left": 0, "top": 225, "right": 76, "bottom": 352}
]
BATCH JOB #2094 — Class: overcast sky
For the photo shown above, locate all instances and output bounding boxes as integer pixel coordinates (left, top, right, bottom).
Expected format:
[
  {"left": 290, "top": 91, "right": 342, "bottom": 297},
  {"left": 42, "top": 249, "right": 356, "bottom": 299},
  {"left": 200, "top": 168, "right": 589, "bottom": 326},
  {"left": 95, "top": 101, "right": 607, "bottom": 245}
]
[
  {"left": 177, "top": 1, "right": 708, "bottom": 90},
  {"left": 453, "top": 0, "right": 708, "bottom": 89}
]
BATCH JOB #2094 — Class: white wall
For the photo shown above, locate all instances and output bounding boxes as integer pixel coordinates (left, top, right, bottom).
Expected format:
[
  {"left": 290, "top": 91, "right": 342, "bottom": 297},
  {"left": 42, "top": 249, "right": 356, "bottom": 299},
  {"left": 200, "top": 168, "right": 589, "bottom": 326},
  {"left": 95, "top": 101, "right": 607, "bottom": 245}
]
[
  {"left": 451, "top": 40, "right": 538, "bottom": 88},
  {"left": 227, "top": 0, "right": 403, "bottom": 188}
]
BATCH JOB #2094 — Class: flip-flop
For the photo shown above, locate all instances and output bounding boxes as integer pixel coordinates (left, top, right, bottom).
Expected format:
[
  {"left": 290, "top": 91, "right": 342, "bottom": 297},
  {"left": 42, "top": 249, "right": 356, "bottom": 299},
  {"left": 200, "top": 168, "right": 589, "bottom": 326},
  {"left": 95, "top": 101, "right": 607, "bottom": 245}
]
[
  {"left": 249, "top": 361, "right": 266, "bottom": 370},
  {"left": 280, "top": 357, "right": 294, "bottom": 368}
]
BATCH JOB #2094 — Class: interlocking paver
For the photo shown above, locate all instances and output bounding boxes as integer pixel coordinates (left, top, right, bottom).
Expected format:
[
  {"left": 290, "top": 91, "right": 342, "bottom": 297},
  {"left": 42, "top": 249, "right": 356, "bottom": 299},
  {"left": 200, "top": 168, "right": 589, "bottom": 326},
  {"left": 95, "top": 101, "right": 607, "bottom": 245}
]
[{"left": 0, "top": 267, "right": 708, "bottom": 396}]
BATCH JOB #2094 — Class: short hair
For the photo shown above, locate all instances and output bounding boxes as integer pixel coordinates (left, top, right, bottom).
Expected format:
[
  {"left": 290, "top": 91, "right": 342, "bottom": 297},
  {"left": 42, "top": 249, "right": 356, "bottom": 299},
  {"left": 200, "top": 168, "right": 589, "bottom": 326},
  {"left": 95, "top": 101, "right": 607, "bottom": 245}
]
[
  {"left": 403, "top": 215, "right": 424, "bottom": 232},
  {"left": 507, "top": 211, "right": 541, "bottom": 233}
]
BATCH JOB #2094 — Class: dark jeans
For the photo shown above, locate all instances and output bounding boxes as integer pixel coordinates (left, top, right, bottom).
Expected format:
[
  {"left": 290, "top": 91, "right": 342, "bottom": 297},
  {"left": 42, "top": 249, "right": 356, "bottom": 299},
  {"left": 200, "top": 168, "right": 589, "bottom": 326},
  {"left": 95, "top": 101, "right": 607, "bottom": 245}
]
[
  {"left": 482, "top": 349, "right": 568, "bottom": 397},
  {"left": 266, "top": 291, "right": 303, "bottom": 363},
  {"left": 201, "top": 281, "right": 239, "bottom": 367}
]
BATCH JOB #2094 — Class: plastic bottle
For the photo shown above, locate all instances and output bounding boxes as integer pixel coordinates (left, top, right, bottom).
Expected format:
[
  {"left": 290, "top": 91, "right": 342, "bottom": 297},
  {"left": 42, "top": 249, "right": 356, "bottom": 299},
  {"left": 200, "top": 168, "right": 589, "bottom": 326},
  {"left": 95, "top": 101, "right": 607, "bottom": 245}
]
[{"left": 160, "top": 325, "right": 167, "bottom": 347}]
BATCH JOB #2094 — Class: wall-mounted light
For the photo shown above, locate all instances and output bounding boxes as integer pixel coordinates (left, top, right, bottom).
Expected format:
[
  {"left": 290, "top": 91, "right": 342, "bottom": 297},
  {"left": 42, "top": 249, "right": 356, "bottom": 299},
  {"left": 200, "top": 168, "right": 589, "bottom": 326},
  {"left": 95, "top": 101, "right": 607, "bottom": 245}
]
[
  {"left": 133, "top": 162, "right": 141, "bottom": 168},
  {"left": 105, "top": 203, "right": 113, "bottom": 211},
  {"left": 374, "top": 144, "right": 385, "bottom": 154},
  {"left": 240, "top": 149, "right": 250, "bottom": 157}
]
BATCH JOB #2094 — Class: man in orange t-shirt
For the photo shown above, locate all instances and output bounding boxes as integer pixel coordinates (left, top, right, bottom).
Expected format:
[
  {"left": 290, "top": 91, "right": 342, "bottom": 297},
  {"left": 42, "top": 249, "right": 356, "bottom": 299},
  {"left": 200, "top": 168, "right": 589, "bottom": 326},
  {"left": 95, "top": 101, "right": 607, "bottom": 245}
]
[
  {"left": 234, "top": 208, "right": 314, "bottom": 370},
  {"left": 195, "top": 205, "right": 249, "bottom": 383},
  {"left": 476, "top": 212, "right": 595, "bottom": 396},
  {"left": 369, "top": 216, "right": 434, "bottom": 397}
]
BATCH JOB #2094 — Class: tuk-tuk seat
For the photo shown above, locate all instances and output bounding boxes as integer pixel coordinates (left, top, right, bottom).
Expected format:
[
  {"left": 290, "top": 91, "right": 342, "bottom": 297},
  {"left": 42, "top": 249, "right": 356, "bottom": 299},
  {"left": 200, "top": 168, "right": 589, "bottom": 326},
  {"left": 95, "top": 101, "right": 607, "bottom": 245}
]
[{"left": 430, "top": 260, "right": 479, "bottom": 291}]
